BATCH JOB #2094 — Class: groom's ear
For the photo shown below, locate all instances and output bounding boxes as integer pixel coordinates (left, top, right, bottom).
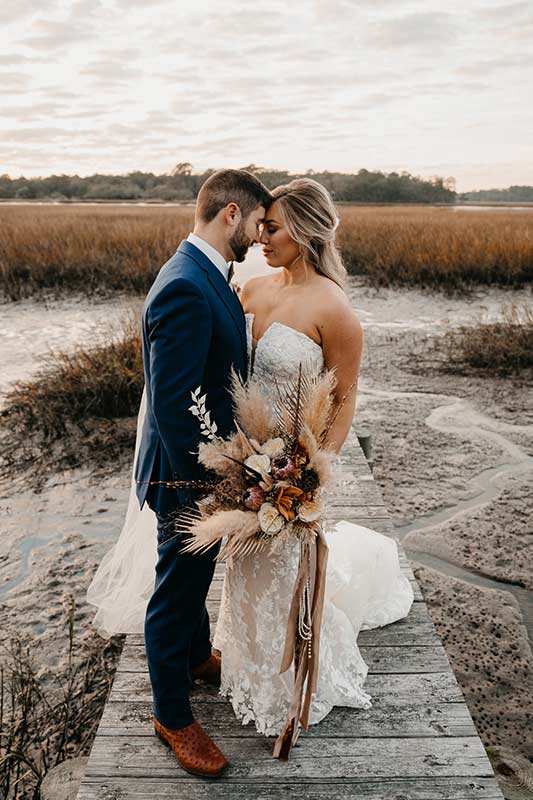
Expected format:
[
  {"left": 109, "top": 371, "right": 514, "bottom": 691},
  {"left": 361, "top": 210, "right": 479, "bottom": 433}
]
[{"left": 223, "top": 202, "right": 242, "bottom": 228}]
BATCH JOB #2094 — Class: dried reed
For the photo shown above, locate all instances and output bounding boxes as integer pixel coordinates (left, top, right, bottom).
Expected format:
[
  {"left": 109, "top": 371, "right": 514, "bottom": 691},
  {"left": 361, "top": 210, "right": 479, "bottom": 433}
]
[
  {"left": 0, "top": 314, "right": 142, "bottom": 480},
  {"left": 0, "top": 594, "right": 123, "bottom": 800},
  {"left": 432, "top": 302, "right": 533, "bottom": 376}
]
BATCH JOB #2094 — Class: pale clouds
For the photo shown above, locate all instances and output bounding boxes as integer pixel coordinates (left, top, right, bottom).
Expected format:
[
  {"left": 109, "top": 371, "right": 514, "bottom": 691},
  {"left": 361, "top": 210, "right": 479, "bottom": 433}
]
[
  {"left": 366, "top": 11, "right": 460, "bottom": 50},
  {"left": 0, "top": 0, "right": 532, "bottom": 190}
]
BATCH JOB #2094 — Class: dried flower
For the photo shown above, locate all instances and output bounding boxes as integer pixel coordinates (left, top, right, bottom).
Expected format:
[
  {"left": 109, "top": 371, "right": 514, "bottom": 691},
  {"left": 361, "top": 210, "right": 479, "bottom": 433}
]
[
  {"left": 300, "top": 467, "right": 320, "bottom": 493},
  {"left": 259, "top": 474, "right": 275, "bottom": 491},
  {"left": 298, "top": 500, "right": 322, "bottom": 523},
  {"left": 258, "top": 502, "right": 285, "bottom": 535},
  {"left": 243, "top": 485, "right": 267, "bottom": 511},
  {"left": 244, "top": 453, "right": 271, "bottom": 479},
  {"left": 274, "top": 485, "right": 305, "bottom": 521},
  {"left": 271, "top": 455, "right": 296, "bottom": 480}
]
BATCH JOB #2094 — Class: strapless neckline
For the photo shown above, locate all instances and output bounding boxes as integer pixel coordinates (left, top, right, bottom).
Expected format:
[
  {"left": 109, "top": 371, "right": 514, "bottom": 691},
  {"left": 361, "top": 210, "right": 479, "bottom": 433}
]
[{"left": 247, "top": 312, "right": 322, "bottom": 354}]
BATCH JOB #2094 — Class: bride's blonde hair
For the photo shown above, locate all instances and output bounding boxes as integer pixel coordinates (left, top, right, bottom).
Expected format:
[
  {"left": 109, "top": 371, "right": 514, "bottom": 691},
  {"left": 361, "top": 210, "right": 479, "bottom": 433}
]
[{"left": 270, "top": 178, "right": 347, "bottom": 290}]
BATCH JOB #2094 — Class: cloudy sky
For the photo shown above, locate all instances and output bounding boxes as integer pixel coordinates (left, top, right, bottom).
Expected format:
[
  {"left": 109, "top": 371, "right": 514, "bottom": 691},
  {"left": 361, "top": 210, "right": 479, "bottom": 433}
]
[{"left": 1, "top": 0, "right": 531, "bottom": 190}]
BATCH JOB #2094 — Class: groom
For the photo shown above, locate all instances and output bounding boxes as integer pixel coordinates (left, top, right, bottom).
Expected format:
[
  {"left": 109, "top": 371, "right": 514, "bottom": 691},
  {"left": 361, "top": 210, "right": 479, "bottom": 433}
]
[{"left": 134, "top": 169, "right": 271, "bottom": 778}]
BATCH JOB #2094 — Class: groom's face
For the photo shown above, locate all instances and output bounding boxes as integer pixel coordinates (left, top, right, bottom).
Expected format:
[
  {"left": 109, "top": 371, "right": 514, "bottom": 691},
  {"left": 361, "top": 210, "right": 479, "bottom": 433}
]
[{"left": 229, "top": 205, "right": 266, "bottom": 262}]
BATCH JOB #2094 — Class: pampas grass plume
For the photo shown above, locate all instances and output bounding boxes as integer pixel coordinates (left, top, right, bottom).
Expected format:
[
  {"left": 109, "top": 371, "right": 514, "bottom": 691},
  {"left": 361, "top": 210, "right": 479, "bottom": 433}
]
[
  {"left": 231, "top": 368, "right": 276, "bottom": 441},
  {"left": 309, "top": 448, "right": 336, "bottom": 487},
  {"left": 302, "top": 369, "right": 337, "bottom": 442},
  {"left": 198, "top": 432, "right": 245, "bottom": 476}
]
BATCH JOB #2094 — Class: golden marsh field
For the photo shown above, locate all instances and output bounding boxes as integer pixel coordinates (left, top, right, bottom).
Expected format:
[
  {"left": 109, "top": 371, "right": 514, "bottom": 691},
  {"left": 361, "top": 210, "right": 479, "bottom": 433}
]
[{"left": 1, "top": 204, "right": 533, "bottom": 299}]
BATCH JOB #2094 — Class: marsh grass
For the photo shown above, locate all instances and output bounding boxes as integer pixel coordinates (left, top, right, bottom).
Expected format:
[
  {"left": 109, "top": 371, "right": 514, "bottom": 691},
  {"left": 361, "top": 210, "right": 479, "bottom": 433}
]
[
  {"left": 429, "top": 302, "right": 533, "bottom": 377},
  {"left": 0, "top": 205, "right": 194, "bottom": 300},
  {"left": 0, "top": 314, "right": 142, "bottom": 480},
  {"left": 337, "top": 207, "right": 533, "bottom": 292},
  {"left": 1, "top": 205, "right": 532, "bottom": 299},
  {"left": 0, "top": 594, "right": 123, "bottom": 800}
]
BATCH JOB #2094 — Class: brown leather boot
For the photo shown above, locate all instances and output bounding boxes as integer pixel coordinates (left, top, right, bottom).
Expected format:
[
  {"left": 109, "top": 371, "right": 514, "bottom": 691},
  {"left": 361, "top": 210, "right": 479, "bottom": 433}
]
[
  {"left": 153, "top": 716, "right": 228, "bottom": 778},
  {"left": 191, "top": 652, "right": 221, "bottom": 687}
]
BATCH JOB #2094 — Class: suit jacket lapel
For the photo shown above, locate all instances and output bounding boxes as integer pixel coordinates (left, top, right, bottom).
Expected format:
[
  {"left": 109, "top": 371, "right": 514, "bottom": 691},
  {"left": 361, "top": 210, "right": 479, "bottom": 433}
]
[{"left": 177, "top": 240, "right": 247, "bottom": 366}]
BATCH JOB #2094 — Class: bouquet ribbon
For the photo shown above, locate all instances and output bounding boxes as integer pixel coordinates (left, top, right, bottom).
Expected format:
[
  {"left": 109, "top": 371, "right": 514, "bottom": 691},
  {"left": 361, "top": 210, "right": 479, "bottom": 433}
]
[{"left": 273, "top": 526, "right": 329, "bottom": 760}]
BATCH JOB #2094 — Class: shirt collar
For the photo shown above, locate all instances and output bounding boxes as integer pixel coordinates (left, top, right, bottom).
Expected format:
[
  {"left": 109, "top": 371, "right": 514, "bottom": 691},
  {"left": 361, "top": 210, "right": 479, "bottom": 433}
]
[{"left": 187, "top": 232, "right": 230, "bottom": 281}]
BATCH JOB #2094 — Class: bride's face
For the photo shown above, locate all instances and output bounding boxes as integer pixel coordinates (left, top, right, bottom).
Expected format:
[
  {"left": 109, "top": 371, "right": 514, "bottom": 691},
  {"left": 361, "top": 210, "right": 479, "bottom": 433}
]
[{"left": 259, "top": 201, "right": 301, "bottom": 269}]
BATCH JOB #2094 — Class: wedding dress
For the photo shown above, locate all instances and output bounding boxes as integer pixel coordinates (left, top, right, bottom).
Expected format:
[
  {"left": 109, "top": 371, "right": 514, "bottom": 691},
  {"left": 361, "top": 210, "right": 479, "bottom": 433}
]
[
  {"left": 86, "top": 311, "right": 414, "bottom": 736},
  {"left": 212, "top": 313, "right": 414, "bottom": 735}
]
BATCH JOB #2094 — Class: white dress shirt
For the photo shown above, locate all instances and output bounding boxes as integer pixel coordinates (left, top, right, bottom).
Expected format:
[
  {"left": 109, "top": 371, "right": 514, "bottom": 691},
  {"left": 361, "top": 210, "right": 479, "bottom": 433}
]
[{"left": 187, "top": 232, "right": 230, "bottom": 282}]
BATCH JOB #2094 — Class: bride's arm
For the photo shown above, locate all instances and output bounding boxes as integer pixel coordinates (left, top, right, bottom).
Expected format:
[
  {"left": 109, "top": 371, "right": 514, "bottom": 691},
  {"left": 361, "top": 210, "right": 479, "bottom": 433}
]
[{"left": 320, "top": 302, "right": 364, "bottom": 454}]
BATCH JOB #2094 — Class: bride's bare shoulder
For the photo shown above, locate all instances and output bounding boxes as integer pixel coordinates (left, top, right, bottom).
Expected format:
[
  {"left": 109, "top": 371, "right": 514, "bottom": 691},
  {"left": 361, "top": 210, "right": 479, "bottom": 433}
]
[
  {"left": 313, "top": 278, "right": 363, "bottom": 344},
  {"left": 240, "top": 275, "right": 273, "bottom": 310}
]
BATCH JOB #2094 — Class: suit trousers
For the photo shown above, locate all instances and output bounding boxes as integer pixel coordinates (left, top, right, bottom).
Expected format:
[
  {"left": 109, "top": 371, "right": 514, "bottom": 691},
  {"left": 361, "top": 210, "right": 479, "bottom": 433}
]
[{"left": 144, "top": 507, "right": 220, "bottom": 729}]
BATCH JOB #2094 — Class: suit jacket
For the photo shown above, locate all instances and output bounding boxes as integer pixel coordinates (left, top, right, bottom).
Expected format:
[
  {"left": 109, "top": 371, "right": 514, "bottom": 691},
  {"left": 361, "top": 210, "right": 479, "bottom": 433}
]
[{"left": 134, "top": 240, "right": 248, "bottom": 514}]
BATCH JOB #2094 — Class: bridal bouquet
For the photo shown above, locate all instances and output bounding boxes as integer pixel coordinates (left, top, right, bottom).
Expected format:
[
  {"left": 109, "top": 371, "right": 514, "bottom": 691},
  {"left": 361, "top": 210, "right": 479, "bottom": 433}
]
[{"left": 174, "top": 366, "right": 341, "bottom": 561}]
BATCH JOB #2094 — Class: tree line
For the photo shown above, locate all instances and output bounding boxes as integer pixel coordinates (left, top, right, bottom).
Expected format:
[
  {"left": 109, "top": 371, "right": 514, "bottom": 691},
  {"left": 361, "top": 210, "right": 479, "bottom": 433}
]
[
  {"left": 460, "top": 185, "right": 533, "bottom": 202},
  {"left": 0, "top": 165, "right": 456, "bottom": 204}
]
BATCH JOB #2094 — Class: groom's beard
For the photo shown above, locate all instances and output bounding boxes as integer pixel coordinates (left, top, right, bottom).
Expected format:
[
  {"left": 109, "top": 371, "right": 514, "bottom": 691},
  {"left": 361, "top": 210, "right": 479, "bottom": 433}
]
[{"left": 229, "top": 220, "right": 252, "bottom": 262}]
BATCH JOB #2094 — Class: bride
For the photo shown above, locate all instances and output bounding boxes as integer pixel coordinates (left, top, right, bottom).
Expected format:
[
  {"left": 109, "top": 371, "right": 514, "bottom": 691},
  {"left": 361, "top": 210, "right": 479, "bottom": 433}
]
[{"left": 87, "top": 177, "right": 413, "bottom": 742}]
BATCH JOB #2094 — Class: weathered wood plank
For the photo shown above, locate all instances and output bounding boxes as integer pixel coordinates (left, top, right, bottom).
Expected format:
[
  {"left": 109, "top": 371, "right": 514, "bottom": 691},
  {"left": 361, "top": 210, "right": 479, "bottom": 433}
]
[
  {"left": 108, "top": 671, "right": 465, "bottom": 705},
  {"left": 125, "top": 619, "right": 440, "bottom": 650},
  {"left": 77, "top": 776, "right": 504, "bottom": 800},
  {"left": 117, "top": 642, "right": 450, "bottom": 674},
  {"left": 324, "top": 505, "right": 394, "bottom": 519},
  {"left": 95, "top": 698, "right": 478, "bottom": 739},
  {"left": 323, "top": 480, "right": 387, "bottom": 505},
  {"left": 82, "top": 736, "right": 495, "bottom": 781}
]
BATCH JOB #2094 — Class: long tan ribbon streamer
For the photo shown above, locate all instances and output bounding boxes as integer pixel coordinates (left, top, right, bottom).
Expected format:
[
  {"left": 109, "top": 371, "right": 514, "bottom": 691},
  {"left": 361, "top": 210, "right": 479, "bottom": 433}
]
[{"left": 272, "top": 526, "right": 329, "bottom": 760}]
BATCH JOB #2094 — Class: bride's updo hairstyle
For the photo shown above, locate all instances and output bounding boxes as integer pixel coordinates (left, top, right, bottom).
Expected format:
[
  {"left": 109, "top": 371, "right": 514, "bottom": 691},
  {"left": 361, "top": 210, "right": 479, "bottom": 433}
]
[{"left": 270, "top": 178, "right": 347, "bottom": 290}]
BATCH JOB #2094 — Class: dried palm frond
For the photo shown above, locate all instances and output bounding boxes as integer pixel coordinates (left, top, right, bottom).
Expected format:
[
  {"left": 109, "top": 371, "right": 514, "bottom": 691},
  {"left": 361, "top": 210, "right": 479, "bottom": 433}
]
[
  {"left": 218, "top": 533, "right": 267, "bottom": 561},
  {"left": 271, "top": 366, "right": 334, "bottom": 440},
  {"left": 179, "top": 509, "right": 261, "bottom": 559},
  {"left": 275, "top": 520, "right": 319, "bottom": 552},
  {"left": 321, "top": 377, "right": 358, "bottom": 441}
]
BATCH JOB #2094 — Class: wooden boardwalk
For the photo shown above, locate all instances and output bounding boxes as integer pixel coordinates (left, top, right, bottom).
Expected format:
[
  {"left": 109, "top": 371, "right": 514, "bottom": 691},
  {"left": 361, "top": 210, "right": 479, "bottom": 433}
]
[{"left": 77, "top": 428, "right": 504, "bottom": 799}]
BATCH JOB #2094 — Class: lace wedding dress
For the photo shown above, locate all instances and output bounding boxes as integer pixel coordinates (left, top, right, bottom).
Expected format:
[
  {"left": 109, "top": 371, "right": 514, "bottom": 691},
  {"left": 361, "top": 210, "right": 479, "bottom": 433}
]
[
  {"left": 212, "top": 313, "right": 414, "bottom": 735},
  {"left": 86, "top": 311, "right": 414, "bottom": 737}
]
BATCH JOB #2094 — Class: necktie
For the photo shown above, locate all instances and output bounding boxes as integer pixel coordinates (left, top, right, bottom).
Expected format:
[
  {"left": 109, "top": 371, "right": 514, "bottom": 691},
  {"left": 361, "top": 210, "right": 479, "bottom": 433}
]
[{"left": 227, "top": 262, "right": 235, "bottom": 283}]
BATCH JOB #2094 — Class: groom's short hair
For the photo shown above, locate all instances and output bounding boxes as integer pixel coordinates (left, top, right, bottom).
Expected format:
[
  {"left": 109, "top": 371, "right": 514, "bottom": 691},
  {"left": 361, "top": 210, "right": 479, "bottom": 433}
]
[{"left": 196, "top": 169, "right": 272, "bottom": 223}]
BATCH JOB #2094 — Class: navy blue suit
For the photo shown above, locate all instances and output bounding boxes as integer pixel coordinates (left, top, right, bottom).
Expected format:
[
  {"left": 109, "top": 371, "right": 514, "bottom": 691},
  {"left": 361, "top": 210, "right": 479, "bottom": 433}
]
[{"left": 135, "top": 239, "right": 247, "bottom": 729}]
